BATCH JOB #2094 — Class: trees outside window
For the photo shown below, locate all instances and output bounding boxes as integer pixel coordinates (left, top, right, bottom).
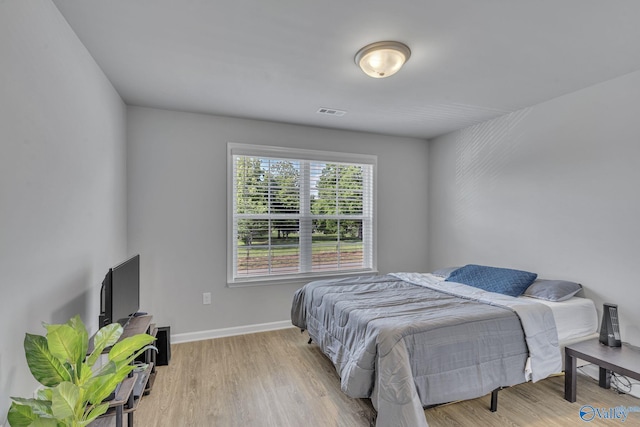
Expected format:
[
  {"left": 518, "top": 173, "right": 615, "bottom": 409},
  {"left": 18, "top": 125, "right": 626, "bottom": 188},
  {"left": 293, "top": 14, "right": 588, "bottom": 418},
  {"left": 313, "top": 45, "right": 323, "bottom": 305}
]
[{"left": 229, "top": 144, "right": 375, "bottom": 284}]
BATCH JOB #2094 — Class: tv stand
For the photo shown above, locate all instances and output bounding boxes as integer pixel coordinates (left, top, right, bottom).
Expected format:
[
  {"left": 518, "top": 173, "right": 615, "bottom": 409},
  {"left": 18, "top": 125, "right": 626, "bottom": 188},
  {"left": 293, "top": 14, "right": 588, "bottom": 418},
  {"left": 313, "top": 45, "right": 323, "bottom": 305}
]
[{"left": 90, "top": 314, "right": 159, "bottom": 427}]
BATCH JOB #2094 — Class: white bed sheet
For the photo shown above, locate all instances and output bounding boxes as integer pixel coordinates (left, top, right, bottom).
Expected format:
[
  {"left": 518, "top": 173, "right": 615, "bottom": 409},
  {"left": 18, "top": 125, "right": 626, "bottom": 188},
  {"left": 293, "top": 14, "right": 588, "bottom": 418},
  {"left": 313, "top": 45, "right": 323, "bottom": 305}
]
[
  {"left": 426, "top": 272, "right": 599, "bottom": 344},
  {"left": 518, "top": 295, "right": 598, "bottom": 344}
]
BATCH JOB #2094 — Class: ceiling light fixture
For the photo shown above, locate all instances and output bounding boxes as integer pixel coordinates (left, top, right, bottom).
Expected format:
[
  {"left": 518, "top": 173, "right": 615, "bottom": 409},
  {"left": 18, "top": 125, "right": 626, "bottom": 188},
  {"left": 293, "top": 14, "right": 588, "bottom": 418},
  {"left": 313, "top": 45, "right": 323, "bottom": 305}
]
[{"left": 355, "top": 41, "right": 411, "bottom": 78}]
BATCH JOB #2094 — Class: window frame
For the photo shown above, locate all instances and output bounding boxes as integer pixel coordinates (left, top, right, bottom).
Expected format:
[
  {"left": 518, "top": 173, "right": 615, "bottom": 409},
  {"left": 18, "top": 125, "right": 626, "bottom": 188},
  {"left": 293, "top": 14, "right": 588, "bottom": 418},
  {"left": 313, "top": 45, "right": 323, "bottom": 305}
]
[{"left": 227, "top": 143, "right": 377, "bottom": 286}]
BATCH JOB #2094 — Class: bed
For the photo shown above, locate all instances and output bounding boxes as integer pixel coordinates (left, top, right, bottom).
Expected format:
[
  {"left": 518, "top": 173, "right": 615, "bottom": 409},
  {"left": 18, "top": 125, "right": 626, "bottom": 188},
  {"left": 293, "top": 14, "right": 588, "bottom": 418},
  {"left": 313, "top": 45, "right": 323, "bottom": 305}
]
[{"left": 291, "top": 265, "right": 598, "bottom": 427}]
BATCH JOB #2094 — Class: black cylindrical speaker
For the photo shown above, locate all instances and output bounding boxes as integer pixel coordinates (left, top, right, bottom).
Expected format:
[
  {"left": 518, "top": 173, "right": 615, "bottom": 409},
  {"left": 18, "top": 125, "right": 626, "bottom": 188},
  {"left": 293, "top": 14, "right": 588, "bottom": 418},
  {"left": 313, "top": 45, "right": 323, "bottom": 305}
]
[{"left": 156, "top": 326, "right": 171, "bottom": 366}]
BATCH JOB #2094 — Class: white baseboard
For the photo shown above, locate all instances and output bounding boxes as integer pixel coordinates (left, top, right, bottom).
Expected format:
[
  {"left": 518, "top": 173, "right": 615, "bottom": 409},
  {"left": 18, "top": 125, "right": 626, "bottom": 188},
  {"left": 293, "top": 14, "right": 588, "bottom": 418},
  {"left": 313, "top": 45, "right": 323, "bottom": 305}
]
[{"left": 170, "top": 320, "right": 294, "bottom": 344}]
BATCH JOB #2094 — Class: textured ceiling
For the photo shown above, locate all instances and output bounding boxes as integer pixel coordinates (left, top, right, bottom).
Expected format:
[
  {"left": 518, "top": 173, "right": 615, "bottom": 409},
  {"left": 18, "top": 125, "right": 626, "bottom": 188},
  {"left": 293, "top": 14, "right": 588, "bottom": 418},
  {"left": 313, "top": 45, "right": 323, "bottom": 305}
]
[{"left": 52, "top": 0, "right": 640, "bottom": 139}]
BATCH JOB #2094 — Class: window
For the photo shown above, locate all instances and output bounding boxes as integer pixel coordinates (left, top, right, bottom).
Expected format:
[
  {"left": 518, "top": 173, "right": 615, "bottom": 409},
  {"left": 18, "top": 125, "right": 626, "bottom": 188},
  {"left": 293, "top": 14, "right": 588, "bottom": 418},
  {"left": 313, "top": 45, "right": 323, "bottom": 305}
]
[{"left": 228, "top": 143, "right": 376, "bottom": 285}]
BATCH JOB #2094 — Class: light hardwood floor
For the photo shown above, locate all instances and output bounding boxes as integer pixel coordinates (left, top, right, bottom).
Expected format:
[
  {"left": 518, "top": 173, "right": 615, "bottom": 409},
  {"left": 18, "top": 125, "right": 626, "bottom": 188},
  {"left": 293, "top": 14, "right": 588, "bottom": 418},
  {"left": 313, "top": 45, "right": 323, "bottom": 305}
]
[{"left": 127, "top": 327, "right": 639, "bottom": 426}]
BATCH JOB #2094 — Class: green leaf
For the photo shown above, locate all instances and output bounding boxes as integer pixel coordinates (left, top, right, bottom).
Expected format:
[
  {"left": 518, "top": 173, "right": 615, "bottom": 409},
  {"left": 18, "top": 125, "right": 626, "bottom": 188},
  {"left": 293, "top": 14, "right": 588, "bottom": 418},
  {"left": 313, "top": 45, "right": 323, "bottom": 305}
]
[
  {"left": 117, "top": 345, "right": 157, "bottom": 370},
  {"left": 36, "top": 388, "right": 53, "bottom": 401},
  {"left": 108, "top": 334, "right": 155, "bottom": 363},
  {"left": 114, "top": 362, "right": 138, "bottom": 379},
  {"left": 66, "top": 315, "right": 89, "bottom": 374},
  {"left": 24, "top": 333, "right": 71, "bottom": 387},
  {"left": 45, "top": 323, "right": 83, "bottom": 369},
  {"left": 85, "top": 364, "right": 135, "bottom": 405},
  {"left": 82, "top": 402, "right": 109, "bottom": 425},
  {"left": 7, "top": 402, "right": 38, "bottom": 427},
  {"left": 7, "top": 404, "right": 59, "bottom": 427},
  {"left": 93, "top": 360, "right": 117, "bottom": 378},
  {"left": 28, "top": 418, "right": 59, "bottom": 427},
  {"left": 9, "top": 397, "right": 52, "bottom": 416},
  {"left": 85, "top": 323, "right": 122, "bottom": 368},
  {"left": 76, "top": 363, "right": 94, "bottom": 386},
  {"left": 51, "top": 382, "right": 79, "bottom": 420}
]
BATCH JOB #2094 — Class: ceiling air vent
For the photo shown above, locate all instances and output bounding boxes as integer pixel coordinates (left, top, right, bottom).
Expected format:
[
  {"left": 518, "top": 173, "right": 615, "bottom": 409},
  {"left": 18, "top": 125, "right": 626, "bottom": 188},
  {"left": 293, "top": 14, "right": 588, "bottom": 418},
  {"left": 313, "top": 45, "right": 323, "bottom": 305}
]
[{"left": 317, "top": 107, "right": 346, "bottom": 117}]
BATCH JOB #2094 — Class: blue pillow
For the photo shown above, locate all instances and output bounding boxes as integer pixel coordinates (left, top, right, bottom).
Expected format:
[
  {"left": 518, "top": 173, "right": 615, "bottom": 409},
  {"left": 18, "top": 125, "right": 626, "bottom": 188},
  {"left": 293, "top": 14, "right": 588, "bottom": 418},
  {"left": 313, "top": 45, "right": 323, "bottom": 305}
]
[{"left": 445, "top": 264, "right": 538, "bottom": 297}]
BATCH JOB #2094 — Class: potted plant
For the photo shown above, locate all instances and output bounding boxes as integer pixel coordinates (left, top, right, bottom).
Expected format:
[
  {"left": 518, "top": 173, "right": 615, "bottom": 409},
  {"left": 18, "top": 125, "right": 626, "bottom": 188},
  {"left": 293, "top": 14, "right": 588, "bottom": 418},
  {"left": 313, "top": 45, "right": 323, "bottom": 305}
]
[{"left": 7, "top": 314, "right": 156, "bottom": 427}]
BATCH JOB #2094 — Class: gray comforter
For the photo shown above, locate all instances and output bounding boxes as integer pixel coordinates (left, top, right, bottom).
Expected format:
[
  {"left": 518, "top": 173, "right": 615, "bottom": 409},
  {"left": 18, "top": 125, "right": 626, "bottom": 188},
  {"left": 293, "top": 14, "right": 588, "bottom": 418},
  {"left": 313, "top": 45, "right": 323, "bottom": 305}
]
[{"left": 291, "top": 272, "right": 562, "bottom": 427}]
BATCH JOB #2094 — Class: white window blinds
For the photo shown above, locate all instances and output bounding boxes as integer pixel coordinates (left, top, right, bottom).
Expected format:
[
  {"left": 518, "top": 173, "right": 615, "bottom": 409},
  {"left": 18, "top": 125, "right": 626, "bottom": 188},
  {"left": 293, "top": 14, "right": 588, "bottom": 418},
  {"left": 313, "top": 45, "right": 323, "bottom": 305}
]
[{"left": 228, "top": 143, "right": 376, "bottom": 284}]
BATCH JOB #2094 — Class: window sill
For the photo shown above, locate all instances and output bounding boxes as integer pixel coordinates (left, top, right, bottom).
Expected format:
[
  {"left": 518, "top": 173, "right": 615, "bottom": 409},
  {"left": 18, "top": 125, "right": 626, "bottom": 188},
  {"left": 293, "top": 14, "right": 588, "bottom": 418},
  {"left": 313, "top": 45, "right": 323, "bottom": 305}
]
[{"left": 227, "top": 269, "right": 379, "bottom": 288}]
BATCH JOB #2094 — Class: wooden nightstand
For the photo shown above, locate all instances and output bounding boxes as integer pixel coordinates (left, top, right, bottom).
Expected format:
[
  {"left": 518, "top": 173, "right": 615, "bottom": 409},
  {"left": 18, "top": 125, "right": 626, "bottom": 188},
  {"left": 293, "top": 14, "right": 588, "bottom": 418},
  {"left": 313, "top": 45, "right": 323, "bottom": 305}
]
[{"left": 564, "top": 339, "right": 640, "bottom": 402}]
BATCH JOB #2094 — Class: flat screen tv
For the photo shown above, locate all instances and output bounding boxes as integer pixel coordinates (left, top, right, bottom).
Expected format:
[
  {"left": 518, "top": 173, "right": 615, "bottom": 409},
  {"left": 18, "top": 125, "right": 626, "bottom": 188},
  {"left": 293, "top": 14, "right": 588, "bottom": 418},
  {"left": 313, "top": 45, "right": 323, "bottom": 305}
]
[{"left": 99, "top": 254, "right": 140, "bottom": 327}]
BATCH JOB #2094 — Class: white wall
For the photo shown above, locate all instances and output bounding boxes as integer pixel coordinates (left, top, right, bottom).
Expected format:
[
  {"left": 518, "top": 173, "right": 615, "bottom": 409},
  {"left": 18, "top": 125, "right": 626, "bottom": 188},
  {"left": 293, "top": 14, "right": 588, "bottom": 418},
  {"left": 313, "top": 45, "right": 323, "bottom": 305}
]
[
  {"left": 0, "top": 1, "right": 127, "bottom": 420},
  {"left": 428, "top": 70, "right": 640, "bottom": 347},
  {"left": 126, "top": 106, "right": 430, "bottom": 336}
]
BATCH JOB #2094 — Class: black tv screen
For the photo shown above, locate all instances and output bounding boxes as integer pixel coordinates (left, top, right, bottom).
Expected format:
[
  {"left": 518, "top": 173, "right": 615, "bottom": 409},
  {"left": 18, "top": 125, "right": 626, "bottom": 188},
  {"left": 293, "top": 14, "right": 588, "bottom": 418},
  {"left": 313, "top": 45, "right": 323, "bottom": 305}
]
[{"left": 100, "top": 254, "right": 140, "bottom": 327}]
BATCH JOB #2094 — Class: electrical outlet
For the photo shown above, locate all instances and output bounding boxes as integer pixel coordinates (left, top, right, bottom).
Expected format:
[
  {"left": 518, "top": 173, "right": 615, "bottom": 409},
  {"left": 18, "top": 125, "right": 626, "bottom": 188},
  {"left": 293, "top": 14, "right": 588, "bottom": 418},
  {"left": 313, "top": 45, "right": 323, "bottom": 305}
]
[{"left": 202, "top": 292, "right": 211, "bottom": 305}]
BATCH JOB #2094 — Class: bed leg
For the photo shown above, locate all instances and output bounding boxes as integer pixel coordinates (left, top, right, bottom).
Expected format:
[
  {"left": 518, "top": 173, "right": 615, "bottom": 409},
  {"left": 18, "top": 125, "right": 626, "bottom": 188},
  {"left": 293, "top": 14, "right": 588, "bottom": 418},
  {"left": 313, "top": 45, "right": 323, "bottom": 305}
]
[
  {"left": 307, "top": 337, "right": 313, "bottom": 344},
  {"left": 490, "top": 388, "right": 499, "bottom": 412}
]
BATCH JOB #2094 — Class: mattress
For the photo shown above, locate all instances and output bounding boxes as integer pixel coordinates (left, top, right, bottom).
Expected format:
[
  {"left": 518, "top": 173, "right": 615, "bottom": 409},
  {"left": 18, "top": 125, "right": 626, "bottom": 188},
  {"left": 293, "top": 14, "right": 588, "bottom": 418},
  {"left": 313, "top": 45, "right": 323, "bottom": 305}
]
[{"left": 518, "top": 295, "right": 598, "bottom": 344}]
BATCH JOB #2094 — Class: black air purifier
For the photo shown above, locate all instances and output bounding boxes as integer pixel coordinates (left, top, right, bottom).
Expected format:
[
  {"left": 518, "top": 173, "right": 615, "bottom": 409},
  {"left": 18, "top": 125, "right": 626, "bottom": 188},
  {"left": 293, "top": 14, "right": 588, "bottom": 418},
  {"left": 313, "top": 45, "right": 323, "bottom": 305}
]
[{"left": 599, "top": 303, "right": 621, "bottom": 347}]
